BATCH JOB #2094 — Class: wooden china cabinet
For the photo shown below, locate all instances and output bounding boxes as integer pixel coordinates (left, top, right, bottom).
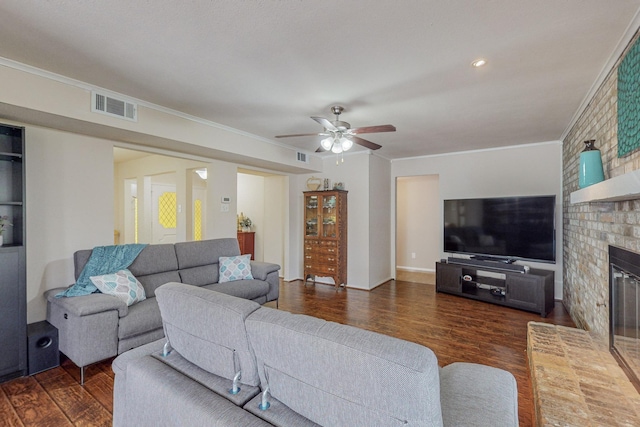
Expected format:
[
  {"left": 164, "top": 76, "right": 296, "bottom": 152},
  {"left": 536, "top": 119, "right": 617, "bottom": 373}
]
[
  {"left": 303, "top": 190, "right": 347, "bottom": 289},
  {"left": 237, "top": 231, "right": 255, "bottom": 260}
]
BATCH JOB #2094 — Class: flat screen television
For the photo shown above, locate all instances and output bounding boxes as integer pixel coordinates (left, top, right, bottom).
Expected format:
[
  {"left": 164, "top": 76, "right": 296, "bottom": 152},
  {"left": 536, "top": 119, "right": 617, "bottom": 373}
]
[{"left": 443, "top": 195, "right": 556, "bottom": 263}]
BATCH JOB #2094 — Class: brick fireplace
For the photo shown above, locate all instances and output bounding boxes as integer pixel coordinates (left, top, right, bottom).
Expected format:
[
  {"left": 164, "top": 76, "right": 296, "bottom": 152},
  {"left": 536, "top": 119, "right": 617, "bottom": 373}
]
[{"left": 563, "top": 28, "right": 640, "bottom": 343}]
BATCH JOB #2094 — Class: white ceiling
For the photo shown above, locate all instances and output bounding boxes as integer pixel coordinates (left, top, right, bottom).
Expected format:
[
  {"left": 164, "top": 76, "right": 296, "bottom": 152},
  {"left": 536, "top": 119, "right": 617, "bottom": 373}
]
[{"left": 1, "top": 1, "right": 640, "bottom": 160}]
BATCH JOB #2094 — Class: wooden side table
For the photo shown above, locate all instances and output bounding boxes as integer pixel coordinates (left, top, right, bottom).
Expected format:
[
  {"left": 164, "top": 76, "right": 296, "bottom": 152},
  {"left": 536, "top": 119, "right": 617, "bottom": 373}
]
[{"left": 237, "top": 231, "right": 255, "bottom": 260}]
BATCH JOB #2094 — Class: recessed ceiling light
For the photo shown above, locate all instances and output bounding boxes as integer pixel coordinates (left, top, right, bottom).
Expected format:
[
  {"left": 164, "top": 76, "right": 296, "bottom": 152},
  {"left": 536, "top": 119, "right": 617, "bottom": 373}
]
[{"left": 471, "top": 58, "right": 487, "bottom": 68}]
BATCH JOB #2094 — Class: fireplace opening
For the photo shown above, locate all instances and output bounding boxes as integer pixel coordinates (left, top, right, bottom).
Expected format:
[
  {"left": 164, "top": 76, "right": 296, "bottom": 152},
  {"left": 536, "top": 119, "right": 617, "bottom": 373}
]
[{"left": 609, "top": 245, "right": 640, "bottom": 393}]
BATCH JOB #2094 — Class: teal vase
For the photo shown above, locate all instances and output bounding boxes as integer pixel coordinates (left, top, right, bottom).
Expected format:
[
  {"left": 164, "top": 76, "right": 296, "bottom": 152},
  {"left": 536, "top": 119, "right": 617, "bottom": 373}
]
[{"left": 579, "top": 140, "right": 605, "bottom": 188}]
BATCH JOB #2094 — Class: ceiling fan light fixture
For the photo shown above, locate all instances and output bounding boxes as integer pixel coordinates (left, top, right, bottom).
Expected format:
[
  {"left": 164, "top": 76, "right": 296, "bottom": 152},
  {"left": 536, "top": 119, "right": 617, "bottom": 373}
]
[
  {"left": 321, "top": 137, "right": 333, "bottom": 151},
  {"left": 331, "top": 141, "right": 343, "bottom": 154},
  {"left": 340, "top": 137, "right": 353, "bottom": 151}
]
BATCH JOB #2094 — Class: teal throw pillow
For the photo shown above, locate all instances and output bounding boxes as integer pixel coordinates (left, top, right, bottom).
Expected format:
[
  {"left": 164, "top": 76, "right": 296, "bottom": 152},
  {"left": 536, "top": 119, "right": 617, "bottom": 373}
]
[{"left": 219, "top": 255, "right": 254, "bottom": 283}]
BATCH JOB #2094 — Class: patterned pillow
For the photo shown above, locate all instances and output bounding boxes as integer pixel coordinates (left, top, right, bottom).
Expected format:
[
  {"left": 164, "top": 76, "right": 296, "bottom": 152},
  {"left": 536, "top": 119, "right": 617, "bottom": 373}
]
[
  {"left": 219, "top": 255, "right": 254, "bottom": 283},
  {"left": 90, "top": 269, "right": 146, "bottom": 306}
]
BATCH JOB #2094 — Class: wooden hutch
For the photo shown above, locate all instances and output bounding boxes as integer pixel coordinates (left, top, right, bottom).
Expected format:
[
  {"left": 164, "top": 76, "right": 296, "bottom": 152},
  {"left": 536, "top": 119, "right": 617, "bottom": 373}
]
[{"left": 303, "top": 190, "right": 347, "bottom": 288}]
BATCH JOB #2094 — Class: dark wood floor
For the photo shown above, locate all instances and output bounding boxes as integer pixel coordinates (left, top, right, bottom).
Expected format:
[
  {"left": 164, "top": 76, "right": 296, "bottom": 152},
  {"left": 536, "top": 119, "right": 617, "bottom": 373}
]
[{"left": 0, "top": 280, "right": 574, "bottom": 426}]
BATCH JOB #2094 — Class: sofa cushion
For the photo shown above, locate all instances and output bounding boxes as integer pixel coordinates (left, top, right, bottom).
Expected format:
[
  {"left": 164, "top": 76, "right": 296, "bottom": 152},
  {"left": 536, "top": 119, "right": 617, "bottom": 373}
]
[
  {"left": 175, "top": 238, "right": 240, "bottom": 269},
  {"left": 118, "top": 298, "right": 163, "bottom": 340},
  {"left": 179, "top": 264, "right": 218, "bottom": 286},
  {"left": 219, "top": 255, "right": 254, "bottom": 283},
  {"left": 204, "top": 280, "right": 269, "bottom": 301},
  {"left": 136, "top": 270, "right": 181, "bottom": 298},
  {"left": 123, "top": 356, "right": 272, "bottom": 427},
  {"left": 246, "top": 307, "right": 444, "bottom": 427},
  {"left": 128, "top": 244, "right": 178, "bottom": 276},
  {"left": 155, "top": 283, "right": 261, "bottom": 387},
  {"left": 439, "top": 362, "right": 519, "bottom": 427},
  {"left": 90, "top": 269, "right": 146, "bottom": 306}
]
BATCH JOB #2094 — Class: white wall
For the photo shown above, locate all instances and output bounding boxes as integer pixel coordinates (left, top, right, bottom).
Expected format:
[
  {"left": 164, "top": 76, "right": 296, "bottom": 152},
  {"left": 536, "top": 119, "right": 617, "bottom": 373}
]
[
  {"left": 206, "top": 160, "right": 238, "bottom": 239},
  {"left": 263, "top": 175, "right": 287, "bottom": 270},
  {"left": 285, "top": 172, "right": 305, "bottom": 281},
  {"left": 26, "top": 126, "right": 114, "bottom": 323},
  {"left": 369, "top": 154, "right": 393, "bottom": 287},
  {"left": 396, "top": 175, "right": 440, "bottom": 271},
  {"left": 391, "top": 141, "right": 564, "bottom": 298}
]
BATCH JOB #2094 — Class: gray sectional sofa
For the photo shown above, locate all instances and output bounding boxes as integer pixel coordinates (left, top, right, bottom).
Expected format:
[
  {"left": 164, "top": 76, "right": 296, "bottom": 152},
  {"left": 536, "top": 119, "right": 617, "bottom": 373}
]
[
  {"left": 113, "top": 282, "right": 519, "bottom": 427},
  {"left": 45, "top": 238, "right": 280, "bottom": 382}
]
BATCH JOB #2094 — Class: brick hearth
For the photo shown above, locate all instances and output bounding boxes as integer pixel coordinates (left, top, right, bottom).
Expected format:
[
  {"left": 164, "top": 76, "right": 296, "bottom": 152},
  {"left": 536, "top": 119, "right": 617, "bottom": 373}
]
[{"left": 527, "top": 322, "right": 640, "bottom": 426}]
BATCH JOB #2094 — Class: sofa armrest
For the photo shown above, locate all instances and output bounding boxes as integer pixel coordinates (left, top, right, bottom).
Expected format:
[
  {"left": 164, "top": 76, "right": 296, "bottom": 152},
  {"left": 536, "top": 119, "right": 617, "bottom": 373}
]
[
  {"left": 46, "top": 287, "right": 128, "bottom": 317},
  {"left": 250, "top": 261, "right": 280, "bottom": 281},
  {"left": 439, "top": 362, "right": 518, "bottom": 427}
]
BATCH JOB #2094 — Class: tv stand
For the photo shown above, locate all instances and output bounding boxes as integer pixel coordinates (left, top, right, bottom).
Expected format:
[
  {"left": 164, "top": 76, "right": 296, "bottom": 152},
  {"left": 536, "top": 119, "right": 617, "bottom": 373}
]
[{"left": 436, "top": 260, "right": 554, "bottom": 317}]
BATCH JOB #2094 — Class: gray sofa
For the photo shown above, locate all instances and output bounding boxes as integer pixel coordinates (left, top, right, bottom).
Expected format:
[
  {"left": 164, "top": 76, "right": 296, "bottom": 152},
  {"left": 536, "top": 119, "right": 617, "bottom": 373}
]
[
  {"left": 45, "top": 238, "right": 280, "bottom": 382},
  {"left": 113, "top": 283, "right": 519, "bottom": 427}
]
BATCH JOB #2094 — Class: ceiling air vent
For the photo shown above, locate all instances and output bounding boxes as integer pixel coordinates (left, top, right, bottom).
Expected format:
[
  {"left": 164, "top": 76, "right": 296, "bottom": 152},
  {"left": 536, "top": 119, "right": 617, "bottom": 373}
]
[
  {"left": 91, "top": 91, "right": 137, "bottom": 122},
  {"left": 296, "top": 152, "right": 308, "bottom": 163}
]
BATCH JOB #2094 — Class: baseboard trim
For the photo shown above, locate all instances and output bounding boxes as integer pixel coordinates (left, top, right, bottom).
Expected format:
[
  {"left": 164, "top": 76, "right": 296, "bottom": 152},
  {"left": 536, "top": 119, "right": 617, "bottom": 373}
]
[{"left": 395, "top": 269, "right": 435, "bottom": 285}]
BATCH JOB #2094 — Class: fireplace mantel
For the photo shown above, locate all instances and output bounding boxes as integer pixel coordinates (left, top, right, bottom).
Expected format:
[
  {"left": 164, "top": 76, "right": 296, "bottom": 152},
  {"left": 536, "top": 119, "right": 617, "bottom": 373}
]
[{"left": 570, "top": 169, "right": 640, "bottom": 203}]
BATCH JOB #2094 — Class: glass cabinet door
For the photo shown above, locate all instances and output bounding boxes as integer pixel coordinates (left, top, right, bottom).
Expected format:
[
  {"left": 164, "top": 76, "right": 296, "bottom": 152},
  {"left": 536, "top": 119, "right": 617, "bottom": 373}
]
[
  {"left": 321, "top": 194, "right": 337, "bottom": 238},
  {"left": 305, "top": 194, "right": 319, "bottom": 237}
]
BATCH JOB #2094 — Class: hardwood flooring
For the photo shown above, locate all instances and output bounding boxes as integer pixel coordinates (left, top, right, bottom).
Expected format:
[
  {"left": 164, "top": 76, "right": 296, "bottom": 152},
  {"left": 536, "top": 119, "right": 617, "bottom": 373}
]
[{"left": 0, "top": 279, "right": 574, "bottom": 426}]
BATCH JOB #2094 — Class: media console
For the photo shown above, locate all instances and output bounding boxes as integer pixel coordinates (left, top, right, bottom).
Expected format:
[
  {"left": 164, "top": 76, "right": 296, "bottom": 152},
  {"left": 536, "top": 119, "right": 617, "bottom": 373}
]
[{"left": 436, "top": 259, "right": 554, "bottom": 317}]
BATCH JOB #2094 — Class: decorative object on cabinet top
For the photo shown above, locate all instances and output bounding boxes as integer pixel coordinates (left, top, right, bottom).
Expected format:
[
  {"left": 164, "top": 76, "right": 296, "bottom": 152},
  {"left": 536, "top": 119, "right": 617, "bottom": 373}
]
[
  {"left": 306, "top": 176, "right": 322, "bottom": 191},
  {"left": 237, "top": 212, "right": 252, "bottom": 232}
]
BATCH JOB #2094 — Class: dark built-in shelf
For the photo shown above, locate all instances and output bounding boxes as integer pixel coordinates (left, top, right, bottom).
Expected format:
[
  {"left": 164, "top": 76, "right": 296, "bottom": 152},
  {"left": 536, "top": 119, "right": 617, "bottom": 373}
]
[
  {"left": 0, "top": 124, "right": 26, "bottom": 383},
  {"left": 0, "top": 152, "right": 22, "bottom": 162}
]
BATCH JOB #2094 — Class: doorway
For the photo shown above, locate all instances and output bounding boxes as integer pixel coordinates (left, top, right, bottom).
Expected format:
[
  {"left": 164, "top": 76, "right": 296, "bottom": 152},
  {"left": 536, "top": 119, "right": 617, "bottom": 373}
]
[
  {"left": 395, "top": 175, "right": 440, "bottom": 284},
  {"left": 237, "top": 169, "right": 286, "bottom": 270}
]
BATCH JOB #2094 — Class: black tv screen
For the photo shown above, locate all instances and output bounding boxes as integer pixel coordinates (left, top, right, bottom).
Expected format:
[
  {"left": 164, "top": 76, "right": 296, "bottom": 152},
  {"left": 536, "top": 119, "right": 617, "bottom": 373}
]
[{"left": 443, "top": 195, "right": 556, "bottom": 263}]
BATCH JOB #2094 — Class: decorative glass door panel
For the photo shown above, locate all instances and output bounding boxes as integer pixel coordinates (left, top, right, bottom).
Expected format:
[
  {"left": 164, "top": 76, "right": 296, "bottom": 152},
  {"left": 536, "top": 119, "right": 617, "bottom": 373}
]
[
  {"left": 322, "top": 195, "right": 337, "bottom": 238},
  {"left": 305, "top": 194, "right": 319, "bottom": 237}
]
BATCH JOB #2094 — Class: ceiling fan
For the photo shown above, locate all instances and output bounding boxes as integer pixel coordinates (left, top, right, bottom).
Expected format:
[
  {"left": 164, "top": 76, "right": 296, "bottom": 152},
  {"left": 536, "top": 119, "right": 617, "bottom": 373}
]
[{"left": 275, "top": 106, "right": 396, "bottom": 153}]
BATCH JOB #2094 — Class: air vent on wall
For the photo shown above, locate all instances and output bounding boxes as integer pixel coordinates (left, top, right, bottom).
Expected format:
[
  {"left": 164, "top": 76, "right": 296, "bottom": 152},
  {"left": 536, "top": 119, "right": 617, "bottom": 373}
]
[
  {"left": 296, "top": 152, "right": 308, "bottom": 163},
  {"left": 91, "top": 91, "right": 137, "bottom": 122}
]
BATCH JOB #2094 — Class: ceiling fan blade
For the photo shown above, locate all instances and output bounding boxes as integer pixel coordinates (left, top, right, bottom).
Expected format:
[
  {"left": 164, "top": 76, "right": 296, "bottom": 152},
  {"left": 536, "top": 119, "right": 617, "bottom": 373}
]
[
  {"left": 311, "top": 116, "right": 338, "bottom": 131},
  {"left": 275, "top": 132, "right": 323, "bottom": 138},
  {"left": 351, "top": 124, "right": 396, "bottom": 134},
  {"left": 351, "top": 135, "right": 382, "bottom": 150},
  {"left": 315, "top": 146, "right": 327, "bottom": 153}
]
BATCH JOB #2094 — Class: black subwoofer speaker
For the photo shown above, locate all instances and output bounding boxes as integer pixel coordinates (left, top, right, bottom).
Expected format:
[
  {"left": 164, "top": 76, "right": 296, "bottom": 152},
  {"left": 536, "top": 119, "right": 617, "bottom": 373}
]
[{"left": 27, "top": 321, "right": 59, "bottom": 375}]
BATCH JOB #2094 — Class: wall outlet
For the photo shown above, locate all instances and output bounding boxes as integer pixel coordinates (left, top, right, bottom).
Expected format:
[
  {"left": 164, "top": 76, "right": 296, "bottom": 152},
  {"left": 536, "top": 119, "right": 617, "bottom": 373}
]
[
  {"left": 411, "top": 252, "right": 416, "bottom": 259},
  {"left": 220, "top": 203, "right": 229, "bottom": 212}
]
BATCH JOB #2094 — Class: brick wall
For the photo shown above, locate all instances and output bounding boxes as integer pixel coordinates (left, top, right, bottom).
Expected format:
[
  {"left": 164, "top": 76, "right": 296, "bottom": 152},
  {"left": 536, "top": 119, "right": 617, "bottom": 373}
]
[{"left": 563, "top": 30, "right": 640, "bottom": 340}]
